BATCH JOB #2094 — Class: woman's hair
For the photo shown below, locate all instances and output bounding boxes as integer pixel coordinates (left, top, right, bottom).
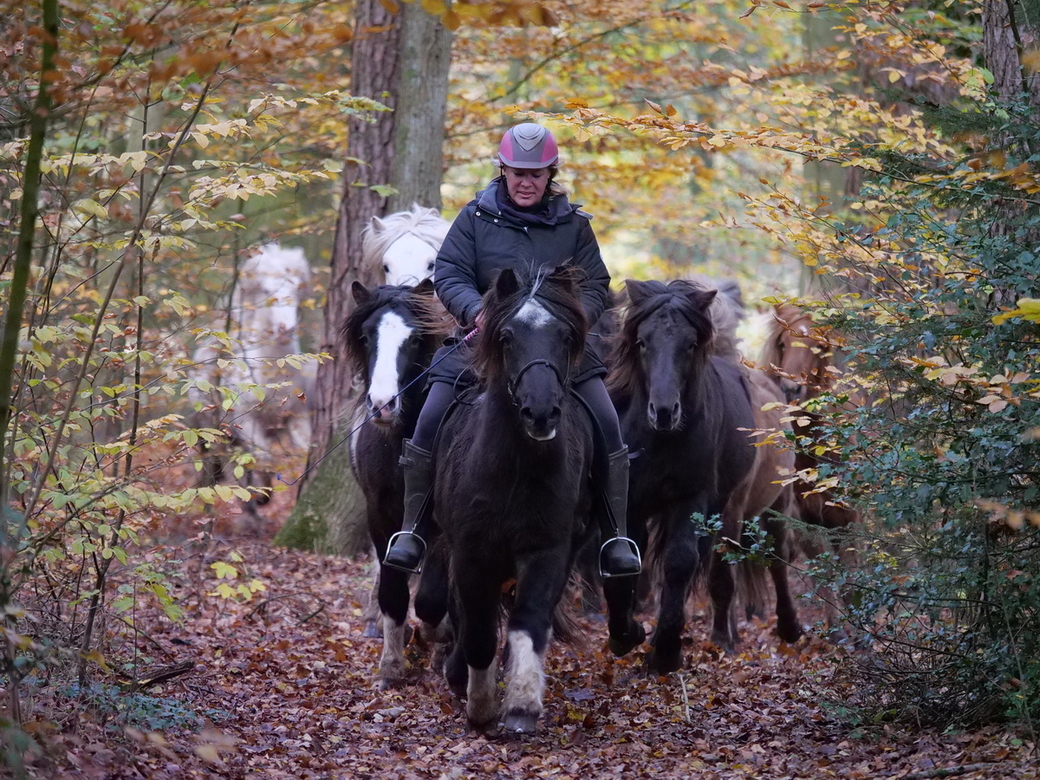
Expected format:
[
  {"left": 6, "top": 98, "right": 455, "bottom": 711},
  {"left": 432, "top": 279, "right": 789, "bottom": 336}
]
[
  {"left": 491, "top": 160, "right": 565, "bottom": 194},
  {"left": 492, "top": 159, "right": 560, "bottom": 181}
]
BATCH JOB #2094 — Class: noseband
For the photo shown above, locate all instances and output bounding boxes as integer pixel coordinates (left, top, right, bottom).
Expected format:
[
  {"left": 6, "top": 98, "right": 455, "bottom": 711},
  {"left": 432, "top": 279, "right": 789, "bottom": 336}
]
[{"left": 507, "top": 358, "right": 569, "bottom": 403}]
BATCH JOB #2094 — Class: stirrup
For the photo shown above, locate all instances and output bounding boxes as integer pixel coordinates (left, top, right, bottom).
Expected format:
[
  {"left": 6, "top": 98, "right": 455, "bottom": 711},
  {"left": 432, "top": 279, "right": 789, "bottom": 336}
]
[
  {"left": 599, "top": 536, "right": 642, "bottom": 579},
  {"left": 383, "top": 531, "right": 427, "bottom": 575}
]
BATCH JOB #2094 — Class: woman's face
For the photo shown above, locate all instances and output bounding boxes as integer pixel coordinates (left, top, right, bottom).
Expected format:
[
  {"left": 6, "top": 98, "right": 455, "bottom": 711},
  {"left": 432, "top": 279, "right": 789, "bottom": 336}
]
[{"left": 503, "top": 166, "right": 550, "bottom": 208}]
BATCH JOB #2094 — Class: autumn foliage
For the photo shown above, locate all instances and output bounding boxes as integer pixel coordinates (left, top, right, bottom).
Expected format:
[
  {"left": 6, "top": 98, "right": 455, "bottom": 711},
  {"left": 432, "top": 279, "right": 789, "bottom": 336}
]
[{"left": 2, "top": 0, "right": 1039, "bottom": 775}]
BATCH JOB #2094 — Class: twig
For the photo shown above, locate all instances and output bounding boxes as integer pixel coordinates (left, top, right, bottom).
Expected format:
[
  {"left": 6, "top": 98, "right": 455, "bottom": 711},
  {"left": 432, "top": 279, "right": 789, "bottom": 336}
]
[
  {"left": 678, "top": 673, "right": 691, "bottom": 724},
  {"left": 122, "top": 660, "right": 195, "bottom": 694}
]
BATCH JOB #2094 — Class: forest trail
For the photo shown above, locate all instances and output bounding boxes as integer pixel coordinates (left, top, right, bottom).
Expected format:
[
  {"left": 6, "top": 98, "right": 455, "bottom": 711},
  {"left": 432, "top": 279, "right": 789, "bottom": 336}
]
[{"left": 24, "top": 505, "right": 1036, "bottom": 780}]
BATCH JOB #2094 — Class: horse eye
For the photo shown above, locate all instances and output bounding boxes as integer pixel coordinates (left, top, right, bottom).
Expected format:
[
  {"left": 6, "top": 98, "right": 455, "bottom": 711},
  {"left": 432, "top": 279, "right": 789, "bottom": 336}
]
[
  {"left": 635, "top": 338, "right": 645, "bottom": 350},
  {"left": 382, "top": 264, "right": 389, "bottom": 273},
  {"left": 427, "top": 262, "right": 435, "bottom": 271}
]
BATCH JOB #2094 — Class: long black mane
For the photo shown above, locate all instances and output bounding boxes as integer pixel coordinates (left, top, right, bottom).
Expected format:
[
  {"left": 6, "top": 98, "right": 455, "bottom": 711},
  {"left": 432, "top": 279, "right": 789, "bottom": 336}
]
[{"left": 607, "top": 279, "right": 716, "bottom": 399}]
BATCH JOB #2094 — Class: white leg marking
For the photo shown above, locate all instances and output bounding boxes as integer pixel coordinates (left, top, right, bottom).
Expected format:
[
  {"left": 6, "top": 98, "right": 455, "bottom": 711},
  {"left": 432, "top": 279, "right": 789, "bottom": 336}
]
[
  {"left": 503, "top": 630, "right": 545, "bottom": 718},
  {"left": 378, "top": 615, "right": 407, "bottom": 685},
  {"left": 369, "top": 311, "right": 412, "bottom": 411},
  {"left": 466, "top": 664, "right": 499, "bottom": 726}
]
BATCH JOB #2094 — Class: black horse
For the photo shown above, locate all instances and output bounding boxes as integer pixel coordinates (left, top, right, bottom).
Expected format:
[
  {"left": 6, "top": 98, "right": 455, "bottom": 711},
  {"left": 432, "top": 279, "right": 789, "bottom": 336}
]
[
  {"left": 605, "top": 278, "right": 784, "bottom": 674},
  {"left": 344, "top": 280, "right": 453, "bottom": 688},
  {"left": 435, "top": 267, "right": 595, "bottom": 734}
]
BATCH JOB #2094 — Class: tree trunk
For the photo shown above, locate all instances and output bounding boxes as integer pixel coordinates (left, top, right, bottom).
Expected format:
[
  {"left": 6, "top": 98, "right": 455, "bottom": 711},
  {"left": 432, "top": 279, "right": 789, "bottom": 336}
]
[
  {"left": 980, "top": 1, "right": 1040, "bottom": 252},
  {"left": 275, "top": 0, "right": 452, "bottom": 553}
]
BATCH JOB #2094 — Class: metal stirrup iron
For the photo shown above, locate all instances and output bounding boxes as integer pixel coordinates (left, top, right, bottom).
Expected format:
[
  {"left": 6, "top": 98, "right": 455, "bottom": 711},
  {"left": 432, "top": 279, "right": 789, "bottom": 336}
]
[
  {"left": 383, "top": 531, "right": 427, "bottom": 575},
  {"left": 598, "top": 537, "right": 642, "bottom": 579}
]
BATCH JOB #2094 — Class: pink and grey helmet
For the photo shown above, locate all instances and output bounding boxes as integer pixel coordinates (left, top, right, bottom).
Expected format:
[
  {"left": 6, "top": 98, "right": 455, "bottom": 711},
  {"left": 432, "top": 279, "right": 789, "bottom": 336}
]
[{"left": 498, "top": 123, "right": 559, "bottom": 169}]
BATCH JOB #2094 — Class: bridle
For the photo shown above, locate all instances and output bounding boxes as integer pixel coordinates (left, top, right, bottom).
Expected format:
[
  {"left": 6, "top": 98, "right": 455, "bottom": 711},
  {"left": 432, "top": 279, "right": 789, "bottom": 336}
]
[{"left": 507, "top": 358, "right": 569, "bottom": 404}]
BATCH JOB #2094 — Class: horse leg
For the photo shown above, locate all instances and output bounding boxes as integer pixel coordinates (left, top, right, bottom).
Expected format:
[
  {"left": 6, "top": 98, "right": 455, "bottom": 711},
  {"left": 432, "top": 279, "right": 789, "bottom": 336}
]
[
  {"left": 361, "top": 549, "right": 383, "bottom": 638},
  {"left": 451, "top": 564, "right": 501, "bottom": 730},
  {"left": 501, "top": 550, "right": 571, "bottom": 734},
  {"left": 414, "top": 543, "right": 452, "bottom": 673},
  {"left": 648, "top": 507, "right": 701, "bottom": 674},
  {"left": 375, "top": 562, "right": 412, "bottom": 689},
  {"left": 762, "top": 512, "right": 802, "bottom": 643}
]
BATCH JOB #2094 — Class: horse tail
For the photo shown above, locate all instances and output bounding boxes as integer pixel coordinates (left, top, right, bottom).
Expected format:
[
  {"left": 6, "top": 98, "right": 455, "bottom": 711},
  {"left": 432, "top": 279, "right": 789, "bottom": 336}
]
[
  {"left": 735, "top": 520, "right": 772, "bottom": 623},
  {"left": 551, "top": 598, "right": 583, "bottom": 647}
]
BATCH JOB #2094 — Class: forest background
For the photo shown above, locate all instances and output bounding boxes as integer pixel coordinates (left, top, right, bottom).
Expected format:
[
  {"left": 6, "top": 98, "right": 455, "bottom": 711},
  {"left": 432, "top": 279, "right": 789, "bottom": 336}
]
[{"left": 2, "top": 0, "right": 1040, "bottom": 775}]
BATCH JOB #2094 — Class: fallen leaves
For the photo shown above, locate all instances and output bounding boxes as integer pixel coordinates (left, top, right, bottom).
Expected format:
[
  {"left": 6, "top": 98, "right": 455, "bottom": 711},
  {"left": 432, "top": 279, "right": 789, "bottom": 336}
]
[{"left": 18, "top": 521, "right": 1038, "bottom": 778}]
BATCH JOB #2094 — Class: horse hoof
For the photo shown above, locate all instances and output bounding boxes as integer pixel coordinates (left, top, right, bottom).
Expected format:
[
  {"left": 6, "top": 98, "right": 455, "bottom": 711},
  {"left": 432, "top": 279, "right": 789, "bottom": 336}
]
[
  {"left": 608, "top": 623, "right": 646, "bottom": 657},
  {"left": 362, "top": 621, "right": 383, "bottom": 639},
  {"left": 778, "top": 622, "right": 803, "bottom": 644},
  {"left": 501, "top": 712, "right": 538, "bottom": 735},
  {"left": 709, "top": 631, "right": 737, "bottom": 654},
  {"left": 647, "top": 650, "right": 683, "bottom": 675}
]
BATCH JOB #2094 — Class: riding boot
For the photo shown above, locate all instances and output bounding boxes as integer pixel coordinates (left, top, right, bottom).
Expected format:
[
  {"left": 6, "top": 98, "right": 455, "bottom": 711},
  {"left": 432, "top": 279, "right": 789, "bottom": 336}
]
[
  {"left": 383, "top": 439, "right": 434, "bottom": 574},
  {"left": 598, "top": 447, "right": 642, "bottom": 578}
]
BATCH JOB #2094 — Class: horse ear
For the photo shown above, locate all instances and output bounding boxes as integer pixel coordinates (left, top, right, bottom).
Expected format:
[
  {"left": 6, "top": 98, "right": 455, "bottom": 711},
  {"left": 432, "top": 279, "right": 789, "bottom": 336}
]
[
  {"left": 494, "top": 268, "right": 520, "bottom": 298},
  {"left": 625, "top": 279, "right": 652, "bottom": 306},
  {"left": 690, "top": 287, "right": 717, "bottom": 309},
  {"left": 352, "top": 280, "right": 372, "bottom": 305},
  {"left": 370, "top": 215, "right": 386, "bottom": 234},
  {"left": 414, "top": 278, "right": 435, "bottom": 296}
]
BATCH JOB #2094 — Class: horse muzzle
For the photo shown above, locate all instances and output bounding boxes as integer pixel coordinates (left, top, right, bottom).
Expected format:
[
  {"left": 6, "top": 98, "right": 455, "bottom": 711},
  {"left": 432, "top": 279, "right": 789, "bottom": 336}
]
[
  {"left": 520, "top": 404, "right": 561, "bottom": 441},
  {"left": 368, "top": 396, "right": 401, "bottom": 426},
  {"left": 647, "top": 399, "right": 681, "bottom": 432}
]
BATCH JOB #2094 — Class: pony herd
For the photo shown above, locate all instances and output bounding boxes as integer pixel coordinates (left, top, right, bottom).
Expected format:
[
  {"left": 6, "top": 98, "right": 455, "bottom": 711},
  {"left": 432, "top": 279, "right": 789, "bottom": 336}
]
[
  {"left": 344, "top": 207, "right": 859, "bottom": 734},
  {"left": 189, "top": 206, "right": 857, "bottom": 734}
]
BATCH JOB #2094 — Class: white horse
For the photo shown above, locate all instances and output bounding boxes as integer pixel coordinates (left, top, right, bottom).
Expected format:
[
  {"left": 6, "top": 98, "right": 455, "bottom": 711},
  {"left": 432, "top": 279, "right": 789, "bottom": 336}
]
[
  {"left": 361, "top": 203, "right": 450, "bottom": 286},
  {"left": 188, "top": 243, "right": 315, "bottom": 520}
]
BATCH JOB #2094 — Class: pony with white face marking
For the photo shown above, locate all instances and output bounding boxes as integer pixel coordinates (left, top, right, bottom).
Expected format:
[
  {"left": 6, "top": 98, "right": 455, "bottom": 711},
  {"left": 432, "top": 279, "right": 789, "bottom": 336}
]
[
  {"left": 188, "top": 243, "right": 315, "bottom": 521},
  {"left": 362, "top": 203, "right": 451, "bottom": 286},
  {"left": 436, "top": 267, "right": 597, "bottom": 734},
  {"left": 343, "top": 280, "right": 454, "bottom": 687}
]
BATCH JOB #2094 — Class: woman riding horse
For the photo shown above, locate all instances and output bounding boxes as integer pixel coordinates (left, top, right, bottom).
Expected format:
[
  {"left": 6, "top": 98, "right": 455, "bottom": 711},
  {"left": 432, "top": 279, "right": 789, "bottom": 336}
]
[{"left": 383, "top": 122, "right": 641, "bottom": 580}]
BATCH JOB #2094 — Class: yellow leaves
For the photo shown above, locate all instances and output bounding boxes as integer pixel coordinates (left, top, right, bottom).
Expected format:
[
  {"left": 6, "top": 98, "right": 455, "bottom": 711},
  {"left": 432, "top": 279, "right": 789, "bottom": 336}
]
[
  {"left": 72, "top": 198, "right": 109, "bottom": 221},
  {"left": 993, "top": 298, "right": 1040, "bottom": 325}
]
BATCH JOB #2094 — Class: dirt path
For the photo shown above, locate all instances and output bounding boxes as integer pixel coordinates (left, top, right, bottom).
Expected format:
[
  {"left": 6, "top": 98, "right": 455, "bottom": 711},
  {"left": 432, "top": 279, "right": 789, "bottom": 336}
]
[{"left": 25, "top": 527, "right": 1037, "bottom": 779}]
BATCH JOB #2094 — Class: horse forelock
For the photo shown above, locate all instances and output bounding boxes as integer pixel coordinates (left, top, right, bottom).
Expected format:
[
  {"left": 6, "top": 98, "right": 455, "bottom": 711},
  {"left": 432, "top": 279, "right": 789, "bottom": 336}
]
[
  {"left": 759, "top": 303, "right": 815, "bottom": 369},
  {"left": 608, "top": 283, "right": 715, "bottom": 397},
  {"left": 361, "top": 205, "right": 451, "bottom": 273},
  {"left": 475, "top": 268, "right": 586, "bottom": 383}
]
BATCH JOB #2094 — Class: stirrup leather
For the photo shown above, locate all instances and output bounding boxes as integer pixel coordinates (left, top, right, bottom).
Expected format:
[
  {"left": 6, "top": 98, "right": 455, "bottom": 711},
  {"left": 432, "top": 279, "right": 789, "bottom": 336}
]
[
  {"left": 383, "top": 531, "right": 427, "bottom": 575},
  {"left": 598, "top": 536, "right": 642, "bottom": 579}
]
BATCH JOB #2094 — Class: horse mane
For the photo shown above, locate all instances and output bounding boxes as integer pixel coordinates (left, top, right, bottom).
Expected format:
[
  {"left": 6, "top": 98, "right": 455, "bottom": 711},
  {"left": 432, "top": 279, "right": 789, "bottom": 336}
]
[
  {"left": 688, "top": 274, "right": 745, "bottom": 362},
  {"left": 341, "top": 284, "right": 452, "bottom": 381},
  {"left": 608, "top": 279, "right": 716, "bottom": 399},
  {"left": 360, "top": 204, "right": 451, "bottom": 267},
  {"left": 474, "top": 266, "right": 588, "bottom": 384},
  {"left": 758, "top": 302, "right": 812, "bottom": 370}
]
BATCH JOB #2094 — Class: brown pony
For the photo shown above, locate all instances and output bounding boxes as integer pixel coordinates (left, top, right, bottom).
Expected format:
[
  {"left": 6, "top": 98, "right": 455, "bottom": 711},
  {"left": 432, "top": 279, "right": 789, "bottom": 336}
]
[{"left": 760, "top": 302, "right": 860, "bottom": 632}]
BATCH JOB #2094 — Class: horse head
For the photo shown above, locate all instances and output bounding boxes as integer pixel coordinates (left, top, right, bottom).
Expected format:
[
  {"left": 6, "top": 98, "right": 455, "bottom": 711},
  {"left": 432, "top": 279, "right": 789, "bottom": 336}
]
[
  {"left": 616, "top": 279, "right": 716, "bottom": 432},
  {"left": 346, "top": 278, "right": 442, "bottom": 426},
  {"left": 363, "top": 204, "right": 451, "bottom": 287},
  {"left": 476, "top": 267, "right": 586, "bottom": 442},
  {"left": 233, "top": 244, "right": 310, "bottom": 347},
  {"left": 767, "top": 303, "right": 834, "bottom": 404}
]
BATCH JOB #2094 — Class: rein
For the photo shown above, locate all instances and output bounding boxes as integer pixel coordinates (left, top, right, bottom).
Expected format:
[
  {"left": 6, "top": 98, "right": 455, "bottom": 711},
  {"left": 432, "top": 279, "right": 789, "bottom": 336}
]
[{"left": 277, "top": 327, "right": 479, "bottom": 486}]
